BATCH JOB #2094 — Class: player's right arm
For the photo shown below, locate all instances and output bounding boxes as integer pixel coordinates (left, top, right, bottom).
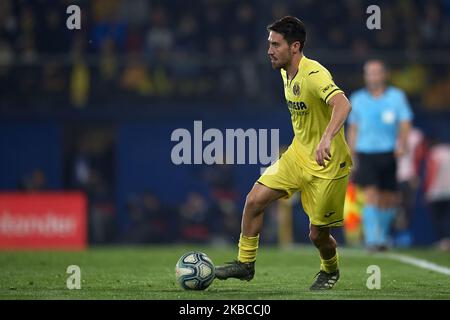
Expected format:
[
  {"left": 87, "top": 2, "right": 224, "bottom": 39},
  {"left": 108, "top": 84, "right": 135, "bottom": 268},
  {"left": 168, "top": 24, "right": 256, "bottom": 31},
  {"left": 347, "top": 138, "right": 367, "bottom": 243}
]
[
  {"left": 347, "top": 93, "right": 359, "bottom": 158},
  {"left": 308, "top": 65, "right": 351, "bottom": 167},
  {"left": 315, "top": 93, "right": 352, "bottom": 167}
]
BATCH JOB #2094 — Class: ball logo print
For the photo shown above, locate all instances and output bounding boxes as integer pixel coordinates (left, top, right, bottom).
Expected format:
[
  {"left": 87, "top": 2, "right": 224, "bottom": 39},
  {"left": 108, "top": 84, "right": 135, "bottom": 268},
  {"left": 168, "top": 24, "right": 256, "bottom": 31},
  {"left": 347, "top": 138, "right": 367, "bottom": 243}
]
[{"left": 175, "top": 252, "right": 215, "bottom": 290}]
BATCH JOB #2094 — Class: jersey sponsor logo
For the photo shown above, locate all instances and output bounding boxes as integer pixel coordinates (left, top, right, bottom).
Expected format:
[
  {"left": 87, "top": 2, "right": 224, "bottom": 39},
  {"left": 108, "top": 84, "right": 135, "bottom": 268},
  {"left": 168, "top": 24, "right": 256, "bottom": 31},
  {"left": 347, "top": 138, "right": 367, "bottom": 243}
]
[
  {"left": 286, "top": 100, "right": 309, "bottom": 115},
  {"left": 293, "top": 83, "right": 301, "bottom": 96},
  {"left": 286, "top": 100, "right": 307, "bottom": 110}
]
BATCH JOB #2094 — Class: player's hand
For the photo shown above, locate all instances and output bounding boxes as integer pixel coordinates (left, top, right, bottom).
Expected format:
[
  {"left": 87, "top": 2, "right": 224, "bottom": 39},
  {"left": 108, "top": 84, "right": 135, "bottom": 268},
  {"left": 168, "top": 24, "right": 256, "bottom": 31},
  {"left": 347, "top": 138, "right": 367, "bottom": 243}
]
[{"left": 315, "top": 136, "right": 332, "bottom": 167}]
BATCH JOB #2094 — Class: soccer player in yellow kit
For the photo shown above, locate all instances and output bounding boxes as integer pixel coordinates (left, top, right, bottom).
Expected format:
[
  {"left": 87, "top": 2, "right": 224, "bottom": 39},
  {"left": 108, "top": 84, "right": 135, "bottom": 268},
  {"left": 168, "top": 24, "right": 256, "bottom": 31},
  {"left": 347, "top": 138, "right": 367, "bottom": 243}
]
[{"left": 215, "top": 16, "right": 353, "bottom": 290}]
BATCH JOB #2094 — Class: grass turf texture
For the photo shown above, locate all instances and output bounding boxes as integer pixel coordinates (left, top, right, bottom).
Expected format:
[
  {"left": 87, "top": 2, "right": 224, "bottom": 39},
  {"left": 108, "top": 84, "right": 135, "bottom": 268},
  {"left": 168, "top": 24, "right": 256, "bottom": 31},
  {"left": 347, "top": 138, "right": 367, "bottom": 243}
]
[{"left": 1, "top": 246, "right": 449, "bottom": 300}]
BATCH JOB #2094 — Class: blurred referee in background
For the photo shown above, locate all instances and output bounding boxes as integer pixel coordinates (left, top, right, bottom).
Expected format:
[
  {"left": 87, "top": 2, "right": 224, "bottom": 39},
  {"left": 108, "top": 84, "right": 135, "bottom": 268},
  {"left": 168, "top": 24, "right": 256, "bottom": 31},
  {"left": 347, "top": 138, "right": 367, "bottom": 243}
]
[{"left": 347, "top": 59, "right": 413, "bottom": 251}]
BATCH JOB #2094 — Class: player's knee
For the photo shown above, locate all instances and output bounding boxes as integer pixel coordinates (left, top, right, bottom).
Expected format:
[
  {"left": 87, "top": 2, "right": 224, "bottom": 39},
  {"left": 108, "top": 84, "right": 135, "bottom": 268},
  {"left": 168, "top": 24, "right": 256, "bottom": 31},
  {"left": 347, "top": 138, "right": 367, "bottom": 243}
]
[
  {"left": 309, "top": 228, "right": 334, "bottom": 247},
  {"left": 309, "top": 230, "right": 321, "bottom": 245}
]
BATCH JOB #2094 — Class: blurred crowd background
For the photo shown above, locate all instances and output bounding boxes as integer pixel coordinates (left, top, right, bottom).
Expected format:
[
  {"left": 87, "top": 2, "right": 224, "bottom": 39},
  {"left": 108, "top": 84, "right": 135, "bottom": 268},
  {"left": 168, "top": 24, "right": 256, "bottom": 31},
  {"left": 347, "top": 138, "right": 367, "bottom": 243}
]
[
  {"left": 1, "top": 0, "right": 450, "bottom": 109},
  {"left": 1, "top": 0, "right": 450, "bottom": 248}
]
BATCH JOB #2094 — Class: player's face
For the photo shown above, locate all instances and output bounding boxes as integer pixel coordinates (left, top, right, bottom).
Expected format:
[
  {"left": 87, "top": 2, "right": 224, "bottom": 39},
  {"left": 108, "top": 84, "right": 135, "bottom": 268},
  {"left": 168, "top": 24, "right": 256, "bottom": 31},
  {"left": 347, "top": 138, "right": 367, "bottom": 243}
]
[
  {"left": 363, "top": 61, "right": 387, "bottom": 89},
  {"left": 267, "top": 31, "right": 292, "bottom": 69}
]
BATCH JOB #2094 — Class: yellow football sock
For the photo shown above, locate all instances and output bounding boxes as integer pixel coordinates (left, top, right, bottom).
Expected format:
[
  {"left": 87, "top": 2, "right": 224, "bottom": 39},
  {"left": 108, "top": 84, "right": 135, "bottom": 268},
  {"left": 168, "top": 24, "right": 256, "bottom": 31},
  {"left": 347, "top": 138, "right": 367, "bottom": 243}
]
[
  {"left": 237, "top": 233, "right": 259, "bottom": 263},
  {"left": 320, "top": 251, "right": 339, "bottom": 273}
]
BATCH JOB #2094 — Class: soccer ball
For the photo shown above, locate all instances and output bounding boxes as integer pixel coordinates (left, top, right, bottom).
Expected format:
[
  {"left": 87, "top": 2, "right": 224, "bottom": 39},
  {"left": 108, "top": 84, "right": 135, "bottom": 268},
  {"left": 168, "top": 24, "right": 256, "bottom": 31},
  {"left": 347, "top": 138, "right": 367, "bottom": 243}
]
[{"left": 175, "top": 251, "right": 215, "bottom": 290}]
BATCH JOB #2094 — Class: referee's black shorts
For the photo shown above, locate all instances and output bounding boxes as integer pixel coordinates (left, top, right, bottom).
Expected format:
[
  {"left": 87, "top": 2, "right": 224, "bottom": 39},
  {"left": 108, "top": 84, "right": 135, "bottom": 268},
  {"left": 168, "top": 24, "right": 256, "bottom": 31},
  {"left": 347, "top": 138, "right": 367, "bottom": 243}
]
[{"left": 354, "top": 152, "right": 397, "bottom": 191}]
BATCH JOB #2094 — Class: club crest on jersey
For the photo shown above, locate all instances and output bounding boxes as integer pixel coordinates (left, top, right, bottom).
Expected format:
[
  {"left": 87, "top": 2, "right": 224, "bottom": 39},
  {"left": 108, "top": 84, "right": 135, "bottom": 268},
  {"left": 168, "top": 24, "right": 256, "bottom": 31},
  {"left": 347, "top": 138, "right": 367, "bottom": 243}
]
[{"left": 293, "top": 82, "right": 301, "bottom": 96}]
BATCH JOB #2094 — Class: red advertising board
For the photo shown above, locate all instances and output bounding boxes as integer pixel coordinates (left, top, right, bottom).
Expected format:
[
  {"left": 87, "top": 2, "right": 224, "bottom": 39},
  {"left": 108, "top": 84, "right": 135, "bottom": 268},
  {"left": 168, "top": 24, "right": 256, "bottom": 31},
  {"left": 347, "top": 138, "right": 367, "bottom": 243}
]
[{"left": 0, "top": 193, "right": 87, "bottom": 250}]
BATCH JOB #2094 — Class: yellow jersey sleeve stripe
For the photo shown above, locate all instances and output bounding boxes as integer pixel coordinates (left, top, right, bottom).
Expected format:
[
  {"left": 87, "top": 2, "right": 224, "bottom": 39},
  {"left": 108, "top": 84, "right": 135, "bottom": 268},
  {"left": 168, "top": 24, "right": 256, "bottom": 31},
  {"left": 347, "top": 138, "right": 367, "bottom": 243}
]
[{"left": 324, "top": 88, "right": 343, "bottom": 104}]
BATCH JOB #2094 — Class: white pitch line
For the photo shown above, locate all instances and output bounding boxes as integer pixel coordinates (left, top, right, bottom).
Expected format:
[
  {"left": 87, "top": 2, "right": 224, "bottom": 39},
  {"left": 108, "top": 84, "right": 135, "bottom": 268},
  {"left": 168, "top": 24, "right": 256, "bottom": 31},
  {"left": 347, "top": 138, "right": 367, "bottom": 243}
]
[
  {"left": 385, "top": 253, "right": 450, "bottom": 276},
  {"left": 283, "top": 246, "right": 450, "bottom": 276},
  {"left": 337, "top": 248, "right": 450, "bottom": 276}
]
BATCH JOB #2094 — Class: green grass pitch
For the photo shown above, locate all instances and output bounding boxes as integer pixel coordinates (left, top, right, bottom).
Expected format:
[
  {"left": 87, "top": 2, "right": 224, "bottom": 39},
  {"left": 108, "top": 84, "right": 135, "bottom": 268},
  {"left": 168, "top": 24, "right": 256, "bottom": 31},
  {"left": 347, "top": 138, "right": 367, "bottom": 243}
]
[{"left": 1, "top": 245, "right": 449, "bottom": 300}]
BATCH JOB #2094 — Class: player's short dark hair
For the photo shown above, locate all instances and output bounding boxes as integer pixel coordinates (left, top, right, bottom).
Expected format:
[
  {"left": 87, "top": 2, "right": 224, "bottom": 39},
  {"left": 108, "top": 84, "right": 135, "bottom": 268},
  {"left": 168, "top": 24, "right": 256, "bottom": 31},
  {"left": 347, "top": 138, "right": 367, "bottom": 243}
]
[{"left": 267, "top": 16, "right": 307, "bottom": 50}]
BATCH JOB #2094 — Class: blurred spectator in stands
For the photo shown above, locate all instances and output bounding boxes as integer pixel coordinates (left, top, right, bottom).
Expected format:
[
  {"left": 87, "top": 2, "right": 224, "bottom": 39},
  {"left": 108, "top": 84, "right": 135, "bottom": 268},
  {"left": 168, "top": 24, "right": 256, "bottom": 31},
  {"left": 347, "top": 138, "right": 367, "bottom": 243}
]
[
  {"left": 70, "top": 128, "right": 115, "bottom": 191},
  {"left": 19, "top": 169, "right": 47, "bottom": 192},
  {"left": 271, "top": 2, "right": 289, "bottom": 20},
  {"left": 374, "top": 3, "right": 398, "bottom": 50},
  {"left": 119, "top": 0, "right": 149, "bottom": 27},
  {"left": 91, "top": 0, "right": 127, "bottom": 52},
  {"left": 145, "top": 7, "right": 173, "bottom": 61},
  {"left": 124, "top": 24, "right": 144, "bottom": 54},
  {"left": 202, "top": 162, "right": 240, "bottom": 244},
  {"left": 175, "top": 12, "right": 199, "bottom": 53},
  {"left": 121, "top": 191, "right": 172, "bottom": 243},
  {"left": 121, "top": 195, "right": 144, "bottom": 242},
  {"left": 230, "top": 2, "right": 255, "bottom": 52},
  {"left": 398, "top": 0, "right": 421, "bottom": 52},
  {"left": 394, "top": 127, "right": 426, "bottom": 247},
  {"left": 16, "top": 35, "right": 38, "bottom": 102},
  {"left": 67, "top": 128, "right": 116, "bottom": 243},
  {"left": 38, "top": 7, "right": 69, "bottom": 54},
  {"left": 70, "top": 34, "right": 90, "bottom": 108},
  {"left": 99, "top": 36, "right": 119, "bottom": 82},
  {"left": 151, "top": 64, "right": 172, "bottom": 97},
  {"left": 350, "top": 37, "right": 370, "bottom": 59},
  {"left": 86, "top": 168, "right": 115, "bottom": 244},
  {"left": 72, "top": 137, "right": 91, "bottom": 189},
  {"left": 204, "top": 35, "right": 225, "bottom": 96},
  {"left": 120, "top": 51, "right": 154, "bottom": 96},
  {"left": 0, "top": 0, "right": 18, "bottom": 41},
  {"left": 213, "top": 198, "right": 240, "bottom": 245},
  {"left": 178, "top": 192, "right": 213, "bottom": 243},
  {"left": 19, "top": 5, "right": 36, "bottom": 41},
  {"left": 41, "top": 61, "right": 66, "bottom": 101},
  {"left": 391, "top": 62, "right": 428, "bottom": 99},
  {"left": 142, "top": 191, "right": 173, "bottom": 242},
  {"left": 424, "top": 66, "right": 450, "bottom": 110},
  {"left": 420, "top": 1, "right": 447, "bottom": 49},
  {"left": 424, "top": 138, "right": 450, "bottom": 251},
  {"left": 203, "top": 163, "right": 237, "bottom": 198},
  {"left": 172, "top": 12, "right": 203, "bottom": 97},
  {"left": 0, "top": 39, "right": 14, "bottom": 105},
  {"left": 203, "top": 2, "right": 226, "bottom": 42},
  {"left": 94, "top": 36, "right": 119, "bottom": 103},
  {"left": 1, "top": 0, "right": 449, "bottom": 108}
]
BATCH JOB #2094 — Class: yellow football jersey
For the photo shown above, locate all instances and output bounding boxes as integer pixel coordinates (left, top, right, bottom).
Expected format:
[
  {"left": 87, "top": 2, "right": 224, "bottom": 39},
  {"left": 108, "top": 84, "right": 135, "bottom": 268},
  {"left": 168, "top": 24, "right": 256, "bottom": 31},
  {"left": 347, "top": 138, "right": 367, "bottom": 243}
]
[{"left": 281, "top": 56, "right": 352, "bottom": 179}]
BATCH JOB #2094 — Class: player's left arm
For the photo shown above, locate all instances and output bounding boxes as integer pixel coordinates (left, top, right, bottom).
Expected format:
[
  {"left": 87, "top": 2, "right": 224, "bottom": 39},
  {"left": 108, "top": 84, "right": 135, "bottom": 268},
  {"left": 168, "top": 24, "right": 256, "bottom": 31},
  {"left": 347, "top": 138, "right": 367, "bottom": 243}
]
[{"left": 316, "top": 93, "right": 352, "bottom": 167}]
